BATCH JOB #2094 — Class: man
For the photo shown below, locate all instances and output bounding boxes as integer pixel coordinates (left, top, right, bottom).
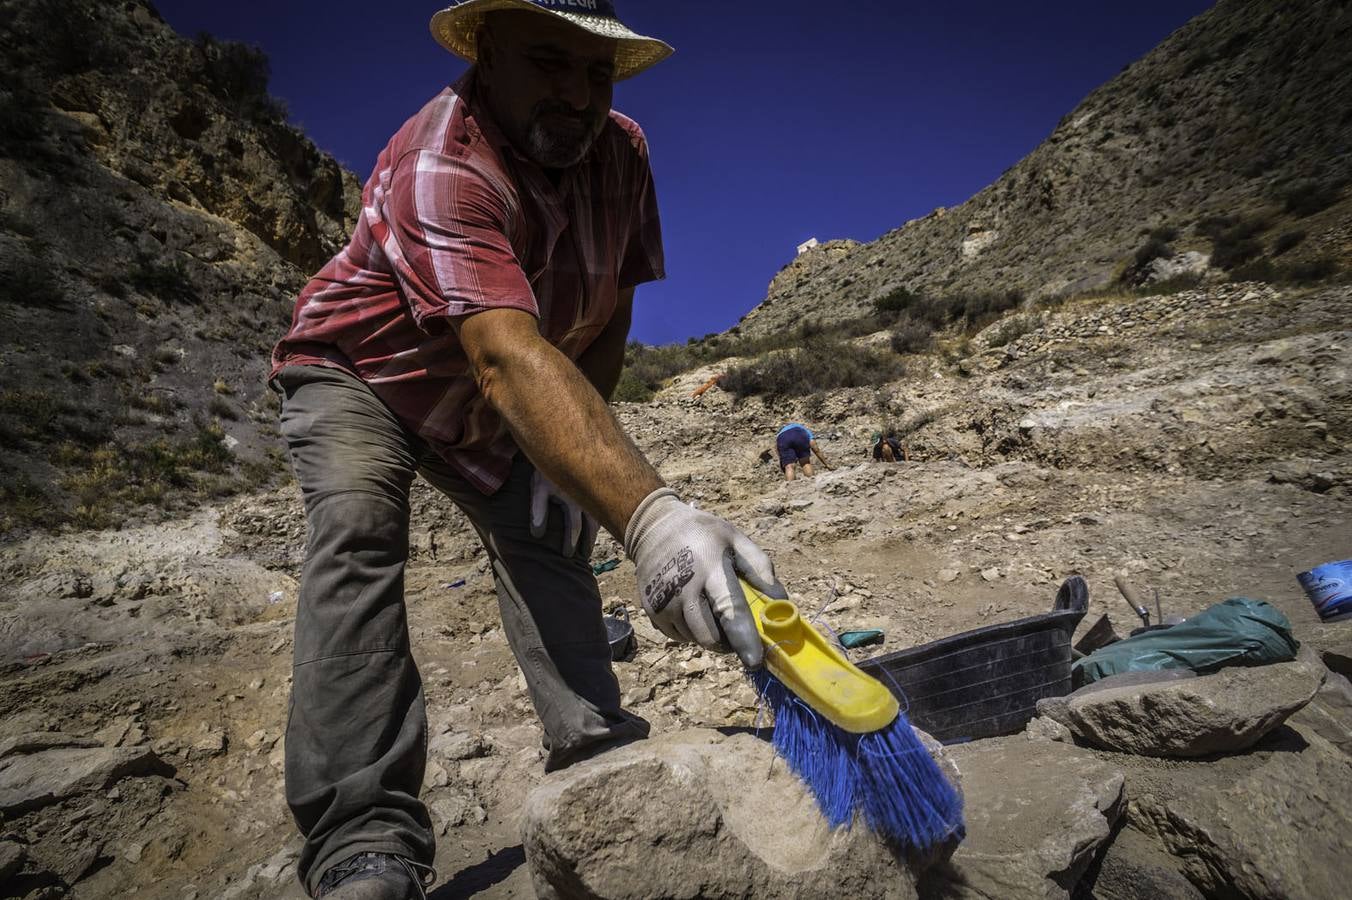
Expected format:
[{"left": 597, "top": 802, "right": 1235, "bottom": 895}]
[
  {"left": 769, "top": 422, "right": 834, "bottom": 482},
  {"left": 269, "top": 3, "right": 784, "bottom": 897},
  {"left": 871, "top": 430, "right": 907, "bottom": 463}
]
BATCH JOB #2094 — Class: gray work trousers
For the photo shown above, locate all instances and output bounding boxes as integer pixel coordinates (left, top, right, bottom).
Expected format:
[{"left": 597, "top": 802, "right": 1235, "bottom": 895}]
[{"left": 274, "top": 365, "right": 649, "bottom": 896}]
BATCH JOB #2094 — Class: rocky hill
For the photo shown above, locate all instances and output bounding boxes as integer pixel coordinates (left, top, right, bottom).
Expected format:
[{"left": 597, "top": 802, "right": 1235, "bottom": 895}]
[
  {"left": 0, "top": 0, "right": 360, "bottom": 534},
  {"left": 736, "top": 0, "right": 1352, "bottom": 338}
]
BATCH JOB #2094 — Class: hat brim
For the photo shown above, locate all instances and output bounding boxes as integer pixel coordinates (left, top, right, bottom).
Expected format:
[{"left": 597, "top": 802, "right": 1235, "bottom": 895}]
[{"left": 430, "top": 0, "right": 673, "bottom": 82}]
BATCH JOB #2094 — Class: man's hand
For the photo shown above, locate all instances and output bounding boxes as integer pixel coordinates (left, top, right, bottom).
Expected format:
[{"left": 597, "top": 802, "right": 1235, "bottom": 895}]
[
  {"left": 530, "top": 469, "right": 598, "bottom": 557},
  {"left": 624, "top": 487, "right": 784, "bottom": 668}
]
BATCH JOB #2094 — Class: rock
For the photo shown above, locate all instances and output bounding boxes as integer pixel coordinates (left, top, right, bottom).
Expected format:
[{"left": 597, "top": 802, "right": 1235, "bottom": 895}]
[
  {"left": 0, "top": 745, "right": 164, "bottom": 814},
  {"left": 1126, "top": 724, "right": 1352, "bottom": 899},
  {"left": 0, "top": 732, "right": 102, "bottom": 759},
  {"left": 425, "top": 758, "right": 450, "bottom": 788},
  {"left": 919, "top": 737, "right": 1125, "bottom": 900},
  {"left": 523, "top": 729, "right": 921, "bottom": 899},
  {"left": 938, "top": 569, "right": 960, "bottom": 584},
  {"left": 1083, "top": 826, "right": 1204, "bottom": 900},
  {"left": 1288, "top": 670, "right": 1352, "bottom": 756},
  {"left": 1035, "top": 670, "right": 1197, "bottom": 726},
  {"left": 1023, "top": 716, "right": 1071, "bottom": 743},
  {"left": 94, "top": 716, "right": 146, "bottom": 748},
  {"left": 431, "top": 791, "right": 484, "bottom": 834},
  {"left": 1057, "top": 650, "right": 1324, "bottom": 757},
  {"left": 980, "top": 568, "right": 1001, "bottom": 582},
  {"left": 1144, "top": 250, "right": 1208, "bottom": 284},
  {"left": 628, "top": 613, "right": 671, "bottom": 649},
  {"left": 188, "top": 727, "right": 228, "bottom": 760},
  {"left": 430, "top": 731, "right": 489, "bottom": 762},
  {"left": 1302, "top": 621, "right": 1352, "bottom": 679},
  {"left": 0, "top": 840, "right": 24, "bottom": 883}
]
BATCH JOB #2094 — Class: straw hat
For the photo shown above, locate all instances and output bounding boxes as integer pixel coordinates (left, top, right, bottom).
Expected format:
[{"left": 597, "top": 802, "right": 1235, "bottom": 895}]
[{"left": 430, "top": 0, "right": 674, "bottom": 82}]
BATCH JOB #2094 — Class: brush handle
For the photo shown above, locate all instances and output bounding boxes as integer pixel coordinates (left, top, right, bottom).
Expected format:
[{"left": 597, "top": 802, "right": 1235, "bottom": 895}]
[{"left": 740, "top": 579, "right": 899, "bottom": 733}]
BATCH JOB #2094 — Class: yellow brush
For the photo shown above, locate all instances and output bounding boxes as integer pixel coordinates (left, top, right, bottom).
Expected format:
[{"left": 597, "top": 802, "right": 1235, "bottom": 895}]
[{"left": 741, "top": 580, "right": 964, "bottom": 849}]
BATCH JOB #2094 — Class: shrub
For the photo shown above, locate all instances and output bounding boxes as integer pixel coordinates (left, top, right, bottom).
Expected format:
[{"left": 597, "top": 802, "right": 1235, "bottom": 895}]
[
  {"left": 0, "top": 386, "right": 110, "bottom": 445},
  {"left": 1210, "top": 237, "right": 1263, "bottom": 270},
  {"left": 908, "top": 289, "right": 1023, "bottom": 331},
  {"left": 1272, "top": 230, "right": 1306, "bottom": 255},
  {"left": 57, "top": 427, "right": 229, "bottom": 527},
  {"left": 1148, "top": 225, "right": 1179, "bottom": 243},
  {"left": 986, "top": 313, "right": 1046, "bottom": 349},
  {"left": 873, "top": 286, "right": 918, "bottom": 316},
  {"left": 1279, "top": 257, "right": 1339, "bottom": 284},
  {"left": 0, "top": 473, "right": 61, "bottom": 531},
  {"left": 611, "top": 370, "right": 654, "bottom": 403},
  {"left": 1282, "top": 179, "right": 1344, "bottom": 217},
  {"left": 889, "top": 316, "right": 934, "bottom": 354},
  {"left": 1202, "top": 215, "right": 1268, "bottom": 270},
  {"left": 0, "top": 255, "right": 65, "bottom": 308},
  {"left": 1195, "top": 214, "right": 1238, "bottom": 238},
  {"left": 721, "top": 338, "right": 905, "bottom": 401},
  {"left": 1133, "top": 237, "right": 1172, "bottom": 270},
  {"left": 0, "top": 89, "right": 46, "bottom": 155},
  {"left": 209, "top": 395, "right": 239, "bottom": 420},
  {"left": 1143, "top": 273, "right": 1203, "bottom": 295},
  {"left": 153, "top": 346, "right": 181, "bottom": 370},
  {"left": 39, "top": 5, "right": 122, "bottom": 76},
  {"left": 195, "top": 34, "right": 287, "bottom": 122},
  {"left": 1230, "top": 257, "right": 1339, "bottom": 285},
  {"left": 130, "top": 256, "right": 198, "bottom": 305}
]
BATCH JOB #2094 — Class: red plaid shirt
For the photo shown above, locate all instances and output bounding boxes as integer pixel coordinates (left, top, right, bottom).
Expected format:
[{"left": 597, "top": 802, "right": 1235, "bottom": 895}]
[{"left": 271, "top": 72, "right": 664, "bottom": 493}]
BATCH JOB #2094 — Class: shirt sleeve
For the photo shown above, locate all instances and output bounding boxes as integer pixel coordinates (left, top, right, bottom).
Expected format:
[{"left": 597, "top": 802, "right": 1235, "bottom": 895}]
[
  {"left": 378, "top": 148, "right": 538, "bottom": 333},
  {"left": 618, "top": 128, "right": 666, "bottom": 291}
]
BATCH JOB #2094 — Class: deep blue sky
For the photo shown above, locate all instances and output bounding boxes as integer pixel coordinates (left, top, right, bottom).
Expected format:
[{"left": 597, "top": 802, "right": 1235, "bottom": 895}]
[{"left": 152, "top": 0, "right": 1213, "bottom": 344}]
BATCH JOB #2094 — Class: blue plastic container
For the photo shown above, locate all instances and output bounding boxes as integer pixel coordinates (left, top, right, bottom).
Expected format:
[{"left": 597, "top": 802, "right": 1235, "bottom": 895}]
[{"left": 1297, "top": 560, "right": 1352, "bottom": 622}]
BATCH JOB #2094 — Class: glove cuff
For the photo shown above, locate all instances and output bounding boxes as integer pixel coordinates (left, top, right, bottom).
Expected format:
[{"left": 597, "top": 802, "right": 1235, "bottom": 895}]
[{"left": 623, "top": 487, "right": 681, "bottom": 557}]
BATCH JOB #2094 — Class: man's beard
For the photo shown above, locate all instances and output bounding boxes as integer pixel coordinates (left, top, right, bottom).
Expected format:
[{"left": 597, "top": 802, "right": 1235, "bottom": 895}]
[{"left": 524, "top": 102, "right": 606, "bottom": 168}]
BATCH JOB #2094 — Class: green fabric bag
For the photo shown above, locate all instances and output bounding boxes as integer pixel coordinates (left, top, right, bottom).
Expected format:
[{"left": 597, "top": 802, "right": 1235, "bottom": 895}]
[{"left": 1072, "top": 597, "right": 1299, "bottom": 686}]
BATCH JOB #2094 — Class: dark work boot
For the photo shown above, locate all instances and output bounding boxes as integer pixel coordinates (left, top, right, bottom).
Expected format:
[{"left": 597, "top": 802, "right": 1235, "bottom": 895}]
[{"left": 315, "top": 852, "right": 434, "bottom": 899}]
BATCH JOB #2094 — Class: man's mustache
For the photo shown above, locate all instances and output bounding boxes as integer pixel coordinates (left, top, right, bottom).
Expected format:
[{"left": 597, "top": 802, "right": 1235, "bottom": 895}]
[{"left": 532, "top": 101, "right": 596, "bottom": 123}]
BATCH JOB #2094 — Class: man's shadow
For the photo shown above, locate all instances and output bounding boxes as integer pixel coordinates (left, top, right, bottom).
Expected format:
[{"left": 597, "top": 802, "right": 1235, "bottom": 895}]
[{"left": 429, "top": 845, "right": 527, "bottom": 899}]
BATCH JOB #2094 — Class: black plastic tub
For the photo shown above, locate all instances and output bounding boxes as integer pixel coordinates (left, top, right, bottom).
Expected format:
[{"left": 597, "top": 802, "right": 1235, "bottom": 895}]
[{"left": 857, "top": 578, "right": 1087, "bottom": 743}]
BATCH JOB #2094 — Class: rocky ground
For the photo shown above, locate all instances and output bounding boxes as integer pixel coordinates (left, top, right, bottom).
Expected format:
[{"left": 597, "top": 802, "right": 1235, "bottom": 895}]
[{"left": 1, "top": 280, "right": 1349, "bottom": 898}]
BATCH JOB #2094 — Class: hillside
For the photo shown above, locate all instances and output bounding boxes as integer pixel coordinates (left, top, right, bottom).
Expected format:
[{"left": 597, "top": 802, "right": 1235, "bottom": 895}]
[
  {"left": 735, "top": 0, "right": 1352, "bottom": 338},
  {"left": 0, "top": 0, "right": 360, "bottom": 533},
  {"left": 1, "top": 1, "right": 1351, "bottom": 897}
]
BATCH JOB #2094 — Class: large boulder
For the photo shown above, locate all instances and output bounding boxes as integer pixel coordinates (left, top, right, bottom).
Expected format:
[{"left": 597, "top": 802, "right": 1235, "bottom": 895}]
[
  {"left": 1049, "top": 650, "right": 1323, "bottom": 757},
  {"left": 522, "top": 729, "right": 941, "bottom": 899},
  {"left": 1123, "top": 723, "right": 1352, "bottom": 899},
  {"left": 919, "top": 737, "right": 1125, "bottom": 899}
]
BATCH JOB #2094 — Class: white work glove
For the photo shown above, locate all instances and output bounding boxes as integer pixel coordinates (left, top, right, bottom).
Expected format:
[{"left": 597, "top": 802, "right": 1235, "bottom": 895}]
[
  {"left": 624, "top": 487, "right": 785, "bottom": 668},
  {"left": 530, "top": 470, "right": 598, "bottom": 557}
]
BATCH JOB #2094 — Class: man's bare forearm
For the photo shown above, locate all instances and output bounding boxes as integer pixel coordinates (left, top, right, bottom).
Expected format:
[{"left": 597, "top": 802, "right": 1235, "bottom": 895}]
[{"left": 459, "top": 309, "right": 662, "bottom": 538}]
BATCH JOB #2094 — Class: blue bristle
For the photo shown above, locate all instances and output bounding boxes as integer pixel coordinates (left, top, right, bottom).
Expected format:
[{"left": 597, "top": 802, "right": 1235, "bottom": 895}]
[
  {"left": 750, "top": 668, "right": 964, "bottom": 851},
  {"left": 856, "top": 723, "right": 965, "bottom": 847}
]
